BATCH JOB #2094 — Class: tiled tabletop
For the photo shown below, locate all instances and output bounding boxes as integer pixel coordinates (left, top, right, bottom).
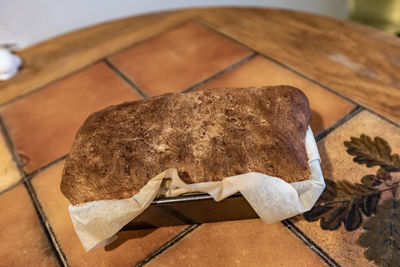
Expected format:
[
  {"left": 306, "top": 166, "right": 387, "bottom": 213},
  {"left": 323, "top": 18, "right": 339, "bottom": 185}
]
[{"left": 0, "top": 9, "right": 399, "bottom": 267}]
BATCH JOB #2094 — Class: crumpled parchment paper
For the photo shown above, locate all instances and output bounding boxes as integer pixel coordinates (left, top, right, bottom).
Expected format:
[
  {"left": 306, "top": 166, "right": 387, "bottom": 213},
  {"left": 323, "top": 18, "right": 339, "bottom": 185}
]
[{"left": 68, "top": 126, "right": 325, "bottom": 251}]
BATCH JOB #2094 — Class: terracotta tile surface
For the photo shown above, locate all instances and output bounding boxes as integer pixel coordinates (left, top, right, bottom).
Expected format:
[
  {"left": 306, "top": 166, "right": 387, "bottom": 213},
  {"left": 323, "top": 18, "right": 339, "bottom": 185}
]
[
  {"left": 31, "top": 160, "right": 186, "bottom": 267},
  {"left": 1, "top": 62, "right": 141, "bottom": 173},
  {"left": 316, "top": 111, "right": 400, "bottom": 182},
  {"left": 294, "top": 110, "right": 400, "bottom": 266},
  {"left": 0, "top": 130, "right": 20, "bottom": 192},
  {"left": 0, "top": 184, "right": 58, "bottom": 266},
  {"left": 109, "top": 21, "right": 252, "bottom": 96},
  {"left": 196, "top": 56, "right": 355, "bottom": 135},
  {"left": 148, "top": 220, "right": 327, "bottom": 267}
]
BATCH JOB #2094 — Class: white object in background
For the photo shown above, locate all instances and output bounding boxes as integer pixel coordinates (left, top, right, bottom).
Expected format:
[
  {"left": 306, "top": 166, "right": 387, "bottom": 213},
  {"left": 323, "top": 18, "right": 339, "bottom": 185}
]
[
  {"left": 0, "top": 48, "right": 22, "bottom": 81},
  {"left": 0, "top": 0, "right": 348, "bottom": 48}
]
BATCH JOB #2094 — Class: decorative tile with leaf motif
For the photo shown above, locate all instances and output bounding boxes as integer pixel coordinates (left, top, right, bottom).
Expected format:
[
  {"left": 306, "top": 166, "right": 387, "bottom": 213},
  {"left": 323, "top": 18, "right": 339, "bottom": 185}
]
[{"left": 294, "top": 110, "right": 400, "bottom": 267}]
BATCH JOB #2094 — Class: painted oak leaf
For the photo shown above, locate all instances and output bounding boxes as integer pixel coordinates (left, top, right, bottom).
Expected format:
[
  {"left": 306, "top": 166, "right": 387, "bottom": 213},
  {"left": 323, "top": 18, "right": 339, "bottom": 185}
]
[
  {"left": 357, "top": 198, "right": 400, "bottom": 267},
  {"left": 303, "top": 179, "right": 380, "bottom": 231},
  {"left": 362, "top": 170, "right": 393, "bottom": 187},
  {"left": 344, "top": 135, "right": 400, "bottom": 172}
]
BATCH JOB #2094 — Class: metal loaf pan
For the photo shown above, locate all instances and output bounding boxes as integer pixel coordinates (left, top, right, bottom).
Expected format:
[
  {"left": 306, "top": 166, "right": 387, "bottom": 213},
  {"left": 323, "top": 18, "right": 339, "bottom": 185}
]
[{"left": 122, "top": 192, "right": 259, "bottom": 230}]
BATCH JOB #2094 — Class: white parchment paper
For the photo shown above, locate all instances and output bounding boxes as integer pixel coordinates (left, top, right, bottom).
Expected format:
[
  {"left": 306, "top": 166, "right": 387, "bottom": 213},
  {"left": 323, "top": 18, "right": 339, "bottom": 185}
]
[{"left": 69, "top": 127, "right": 325, "bottom": 251}]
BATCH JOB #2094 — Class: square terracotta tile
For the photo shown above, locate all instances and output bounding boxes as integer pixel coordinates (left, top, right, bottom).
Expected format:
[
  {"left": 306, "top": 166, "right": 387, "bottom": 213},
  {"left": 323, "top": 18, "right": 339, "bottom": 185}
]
[
  {"left": 31, "top": 160, "right": 187, "bottom": 266},
  {"left": 196, "top": 56, "right": 355, "bottom": 135},
  {"left": 148, "top": 220, "right": 327, "bottom": 266},
  {"left": 0, "top": 184, "right": 58, "bottom": 266},
  {"left": 0, "top": 129, "right": 20, "bottom": 192},
  {"left": 1, "top": 62, "right": 142, "bottom": 174},
  {"left": 294, "top": 110, "right": 400, "bottom": 266},
  {"left": 108, "top": 21, "right": 253, "bottom": 96}
]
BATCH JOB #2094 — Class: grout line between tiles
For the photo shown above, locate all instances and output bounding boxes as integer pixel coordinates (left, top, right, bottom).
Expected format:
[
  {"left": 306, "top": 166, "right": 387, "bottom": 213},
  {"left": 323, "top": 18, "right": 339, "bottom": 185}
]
[
  {"left": 24, "top": 180, "right": 69, "bottom": 267},
  {"left": 196, "top": 18, "right": 359, "bottom": 106},
  {"left": 182, "top": 52, "right": 257, "bottom": 93},
  {"left": 27, "top": 154, "right": 68, "bottom": 181},
  {"left": 315, "top": 106, "right": 363, "bottom": 142},
  {"left": 282, "top": 220, "right": 340, "bottom": 267},
  {"left": 284, "top": 106, "right": 363, "bottom": 266},
  {"left": 192, "top": 18, "right": 258, "bottom": 57},
  {"left": 135, "top": 224, "right": 200, "bottom": 266},
  {"left": 0, "top": 59, "right": 103, "bottom": 109},
  {"left": 0, "top": 20, "right": 191, "bottom": 109},
  {"left": 107, "top": 18, "right": 256, "bottom": 97},
  {"left": 0, "top": 19, "right": 200, "bottom": 109},
  {"left": 361, "top": 106, "right": 400, "bottom": 128},
  {"left": 195, "top": 19, "right": 400, "bottom": 128},
  {"left": 0, "top": 114, "right": 69, "bottom": 266},
  {"left": 257, "top": 54, "right": 360, "bottom": 105},
  {"left": 257, "top": 52, "right": 399, "bottom": 128},
  {"left": 0, "top": 178, "right": 24, "bottom": 195},
  {"left": 104, "top": 59, "right": 148, "bottom": 98}
]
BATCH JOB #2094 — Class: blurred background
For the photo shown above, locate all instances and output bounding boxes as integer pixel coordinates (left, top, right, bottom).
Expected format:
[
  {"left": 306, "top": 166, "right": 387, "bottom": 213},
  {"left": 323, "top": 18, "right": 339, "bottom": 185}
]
[{"left": 0, "top": 0, "right": 399, "bottom": 49}]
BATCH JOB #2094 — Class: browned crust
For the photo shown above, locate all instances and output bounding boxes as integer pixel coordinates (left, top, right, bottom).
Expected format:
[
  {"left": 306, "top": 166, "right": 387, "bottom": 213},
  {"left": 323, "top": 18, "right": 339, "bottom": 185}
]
[{"left": 61, "top": 86, "right": 311, "bottom": 205}]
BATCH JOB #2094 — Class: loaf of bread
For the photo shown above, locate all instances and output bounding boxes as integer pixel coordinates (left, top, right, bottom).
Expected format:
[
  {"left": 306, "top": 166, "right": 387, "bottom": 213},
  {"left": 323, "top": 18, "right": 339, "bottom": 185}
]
[{"left": 61, "top": 86, "right": 311, "bottom": 205}]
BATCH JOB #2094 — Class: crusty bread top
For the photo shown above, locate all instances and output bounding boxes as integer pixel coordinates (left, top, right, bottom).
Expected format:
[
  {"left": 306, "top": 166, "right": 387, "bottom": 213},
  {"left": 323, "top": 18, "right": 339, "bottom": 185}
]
[{"left": 61, "top": 86, "right": 311, "bottom": 205}]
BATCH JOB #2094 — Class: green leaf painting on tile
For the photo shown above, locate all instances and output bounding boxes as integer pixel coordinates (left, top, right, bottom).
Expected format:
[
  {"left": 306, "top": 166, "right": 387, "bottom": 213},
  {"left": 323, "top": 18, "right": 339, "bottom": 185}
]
[
  {"left": 304, "top": 135, "right": 400, "bottom": 267},
  {"left": 344, "top": 135, "right": 400, "bottom": 172},
  {"left": 303, "top": 179, "right": 380, "bottom": 231},
  {"left": 358, "top": 198, "right": 400, "bottom": 267}
]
